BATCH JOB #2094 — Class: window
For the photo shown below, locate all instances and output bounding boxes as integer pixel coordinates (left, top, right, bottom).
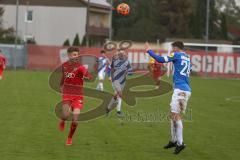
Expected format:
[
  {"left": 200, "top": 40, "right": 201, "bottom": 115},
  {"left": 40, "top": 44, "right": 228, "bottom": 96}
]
[
  {"left": 24, "top": 35, "right": 35, "bottom": 44},
  {"left": 95, "top": 15, "right": 101, "bottom": 27},
  {"left": 25, "top": 10, "right": 33, "bottom": 22}
]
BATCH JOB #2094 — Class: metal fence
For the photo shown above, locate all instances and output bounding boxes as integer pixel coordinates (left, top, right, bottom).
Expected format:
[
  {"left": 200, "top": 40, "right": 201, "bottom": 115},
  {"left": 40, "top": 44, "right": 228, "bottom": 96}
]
[{"left": 0, "top": 43, "right": 27, "bottom": 68}]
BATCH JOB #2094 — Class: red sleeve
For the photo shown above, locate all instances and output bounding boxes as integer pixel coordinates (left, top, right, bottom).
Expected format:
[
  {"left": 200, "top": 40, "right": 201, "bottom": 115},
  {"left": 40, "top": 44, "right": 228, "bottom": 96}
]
[
  {"left": 84, "top": 70, "right": 93, "bottom": 80},
  {"left": 79, "top": 66, "right": 93, "bottom": 80}
]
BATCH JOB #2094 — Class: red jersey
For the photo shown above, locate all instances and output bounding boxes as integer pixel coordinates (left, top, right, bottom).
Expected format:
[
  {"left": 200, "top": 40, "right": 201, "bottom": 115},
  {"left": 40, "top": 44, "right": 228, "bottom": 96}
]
[
  {"left": 61, "top": 61, "right": 91, "bottom": 96},
  {"left": 0, "top": 54, "right": 6, "bottom": 68},
  {"left": 150, "top": 61, "right": 166, "bottom": 79}
]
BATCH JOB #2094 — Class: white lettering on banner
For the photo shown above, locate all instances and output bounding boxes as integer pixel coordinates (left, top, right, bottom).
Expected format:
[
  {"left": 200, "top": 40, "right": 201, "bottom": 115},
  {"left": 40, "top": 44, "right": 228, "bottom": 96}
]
[
  {"left": 213, "top": 56, "right": 224, "bottom": 73},
  {"left": 202, "top": 55, "right": 212, "bottom": 73},
  {"left": 128, "top": 52, "right": 135, "bottom": 70},
  {"left": 128, "top": 52, "right": 133, "bottom": 63},
  {"left": 139, "top": 52, "right": 149, "bottom": 63},
  {"left": 139, "top": 52, "right": 149, "bottom": 70},
  {"left": 128, "top": 52, "right": 140, "bottom": 70},
  {"left": 237, "top": 57, "right": 240, "bottom": 74},
  {"left": 224, "top": 56, "right": 235, "bottom": 73},
  {"left": 125, "top": 50, "right": 240, "bottom": 77},
  {"left": 191, "top": 55, "right": 201, "bottom": 72},
  {"left": 133, "top": 52, "right": 139, "bottom": 64}
]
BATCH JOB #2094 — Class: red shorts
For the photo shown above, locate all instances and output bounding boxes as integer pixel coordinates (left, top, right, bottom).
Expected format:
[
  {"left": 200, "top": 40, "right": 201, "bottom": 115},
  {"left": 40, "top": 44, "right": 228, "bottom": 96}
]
[
  {"left": 62, "top": 94, "right": 84, "bottom": 110},
  {"left": 0, "top": 67, "right": 3, "bottom": 76}
]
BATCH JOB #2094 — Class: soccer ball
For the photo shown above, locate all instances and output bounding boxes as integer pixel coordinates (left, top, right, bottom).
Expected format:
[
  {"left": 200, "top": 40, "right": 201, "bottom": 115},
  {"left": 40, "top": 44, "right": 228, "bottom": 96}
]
[{"left": 117, "top": 3, "right": 130, "bottom": 16}]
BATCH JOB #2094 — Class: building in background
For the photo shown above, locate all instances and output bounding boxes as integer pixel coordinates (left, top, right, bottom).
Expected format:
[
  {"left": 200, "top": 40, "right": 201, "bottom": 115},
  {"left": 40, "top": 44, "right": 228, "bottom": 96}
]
[{"left": 0, "top": 0, "right": 111, "bottom": 46}]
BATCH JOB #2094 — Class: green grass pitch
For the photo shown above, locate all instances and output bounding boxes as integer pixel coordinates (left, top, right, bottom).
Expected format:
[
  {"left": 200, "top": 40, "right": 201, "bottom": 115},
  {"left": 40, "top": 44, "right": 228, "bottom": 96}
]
[{"left": 0, "top": 70, "right": 240, "bottom": 160}]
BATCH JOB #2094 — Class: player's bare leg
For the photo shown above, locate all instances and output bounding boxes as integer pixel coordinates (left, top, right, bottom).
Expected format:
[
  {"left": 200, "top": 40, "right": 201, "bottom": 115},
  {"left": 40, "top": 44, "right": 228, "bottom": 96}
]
[
  {"left": 66, "top": 109, "right": 80, "bottom": 146},
  {"left": 106, "top": 83, "right": 122, "bottom": 116},
  {"left": 106, "top": 94, "right": 119, "bottom": 116},
  {"left": 106, "top": 86, "right": 124, "bottom": 117},
  {"left": 155, "top": 77, "right": 161, "bottom": 89},
  {"left": 58, "top": 103, "right": 71, "bottom": 132}
]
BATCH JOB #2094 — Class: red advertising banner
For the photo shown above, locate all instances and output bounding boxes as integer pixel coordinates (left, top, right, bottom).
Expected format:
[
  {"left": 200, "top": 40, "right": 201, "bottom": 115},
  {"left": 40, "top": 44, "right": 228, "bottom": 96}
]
[
  {"left": 27, "top": 45, "right": 240, "bottom": 78},
  {"left": 189, "top": 51, "right": 240, "bottom": 78},
  {"left": 27, "top": 45, "right": 103, "bottom": 70},
  {"left": 27, "top": 45, "right": 61, "bottom": 70}
]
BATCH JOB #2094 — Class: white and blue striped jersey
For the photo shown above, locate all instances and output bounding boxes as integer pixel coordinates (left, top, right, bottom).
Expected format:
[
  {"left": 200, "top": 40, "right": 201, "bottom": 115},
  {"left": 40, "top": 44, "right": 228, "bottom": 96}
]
[
  {"left": 111, "top": 57, "right": 131, "bottom": 85},
  {"left": 98, "top": 56, "right": 109, "bottom": 73}
]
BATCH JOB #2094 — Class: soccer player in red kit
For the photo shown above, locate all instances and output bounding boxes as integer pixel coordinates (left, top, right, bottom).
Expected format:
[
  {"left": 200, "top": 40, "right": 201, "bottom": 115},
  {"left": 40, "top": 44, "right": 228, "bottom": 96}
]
[
  {"left": 0, "top": 49, "right": 6, "bottom": 80},
  {"left": 58, "top": 47, "right": 92, "bottom": 145},
  {"left": 149, "top": 57, "right": 166, "bottom": 88}
]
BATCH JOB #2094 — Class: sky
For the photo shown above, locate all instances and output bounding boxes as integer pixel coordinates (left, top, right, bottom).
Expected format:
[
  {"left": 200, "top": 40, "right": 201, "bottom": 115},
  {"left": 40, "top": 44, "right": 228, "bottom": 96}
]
[{"left": 236, "top": 0, "right": 240, "bottom": 6}]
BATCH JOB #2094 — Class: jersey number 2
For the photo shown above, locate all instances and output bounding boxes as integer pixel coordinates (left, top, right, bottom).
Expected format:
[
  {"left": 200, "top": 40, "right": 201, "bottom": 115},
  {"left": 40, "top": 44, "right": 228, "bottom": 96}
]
[{"left": 180, "top": 60, "right": 190, "bottom": 77}]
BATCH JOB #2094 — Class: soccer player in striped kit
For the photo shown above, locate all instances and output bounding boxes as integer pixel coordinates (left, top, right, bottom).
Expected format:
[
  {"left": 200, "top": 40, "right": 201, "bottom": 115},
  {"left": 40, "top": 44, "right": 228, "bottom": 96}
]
[
  {"left": 106, "top": 49, "right": 131, "bottom": 117},
  {"left": 96, "top": 50, "right": 110, "bottom": 91}
]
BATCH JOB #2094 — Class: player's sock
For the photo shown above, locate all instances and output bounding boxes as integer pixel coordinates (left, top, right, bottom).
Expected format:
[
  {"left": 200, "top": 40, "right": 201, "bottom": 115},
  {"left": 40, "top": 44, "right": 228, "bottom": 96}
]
[
  {"left": 176, "top": 120, "right": 183, "bottom": 145},
  {"left": 170, "top": 120, "right": 177, "bottom": 142},
  {"left": 96, "top": 83, "right": 100, "bottom": 90},
  {"left": 116, "top": 97, "right": 122, "bottom": 112},
  {"left": 99, "top": 82, "right": 104, "bottom": 91},
  {"left": 68, "top": 122, "right": 78, "bottom": 139},
  {"left": 96, "top": 83, "right": 99, "bottom": 90},
  {"left": 58, "top": 120, "right": 65, "bottom": 132},
  {"left": 97, "top": 82, "right": 104, "bottom": 91}
]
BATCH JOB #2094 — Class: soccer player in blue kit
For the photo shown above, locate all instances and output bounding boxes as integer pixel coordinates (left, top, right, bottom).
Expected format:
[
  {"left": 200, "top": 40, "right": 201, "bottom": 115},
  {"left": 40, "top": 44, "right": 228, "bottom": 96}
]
[{"left": 144, "top": 41, "right": 191, "bottom": 154}]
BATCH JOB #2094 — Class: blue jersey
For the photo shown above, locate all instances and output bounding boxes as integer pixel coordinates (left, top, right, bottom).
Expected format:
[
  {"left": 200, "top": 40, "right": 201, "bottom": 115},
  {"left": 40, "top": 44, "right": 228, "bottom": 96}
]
[{"left": 147, "top": 50, "right": 191, "bottom": 92}]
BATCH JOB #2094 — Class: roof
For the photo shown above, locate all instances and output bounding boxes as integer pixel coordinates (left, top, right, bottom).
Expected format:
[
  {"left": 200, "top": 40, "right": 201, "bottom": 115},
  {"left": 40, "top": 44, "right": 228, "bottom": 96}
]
[
  {"left": 83, "top": 0, "right": 111, "bottom": 8},
  {"left": 0, "top": 0, "right": 111, "bottom": 9}
]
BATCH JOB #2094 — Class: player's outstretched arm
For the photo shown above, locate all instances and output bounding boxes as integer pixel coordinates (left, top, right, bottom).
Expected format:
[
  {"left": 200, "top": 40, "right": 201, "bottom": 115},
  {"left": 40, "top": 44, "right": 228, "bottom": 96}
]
[
  {"left": 84, "top": 69, "right": 94, "bottom": 81},
  {"left": 144, "top": 42, "right": 167, "bottom": 63}
]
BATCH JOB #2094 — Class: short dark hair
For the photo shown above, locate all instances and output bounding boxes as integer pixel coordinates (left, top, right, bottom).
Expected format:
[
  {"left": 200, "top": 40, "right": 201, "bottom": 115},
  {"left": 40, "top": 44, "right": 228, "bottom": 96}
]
[
  {"left": 171, "top": 41, "right": 184, "bottom": 50},
  {"left": 100, "top": 50, "right": 105, "bottom": 54},
  {"left": 67, "top": 47, "right": 79, "bottom": 54}
]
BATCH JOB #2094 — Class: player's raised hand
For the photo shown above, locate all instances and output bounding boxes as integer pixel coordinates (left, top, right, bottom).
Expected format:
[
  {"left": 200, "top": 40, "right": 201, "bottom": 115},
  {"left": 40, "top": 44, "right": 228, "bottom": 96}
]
[{"left": 144, "top": 42, "right": 151, "bottom": 51}]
